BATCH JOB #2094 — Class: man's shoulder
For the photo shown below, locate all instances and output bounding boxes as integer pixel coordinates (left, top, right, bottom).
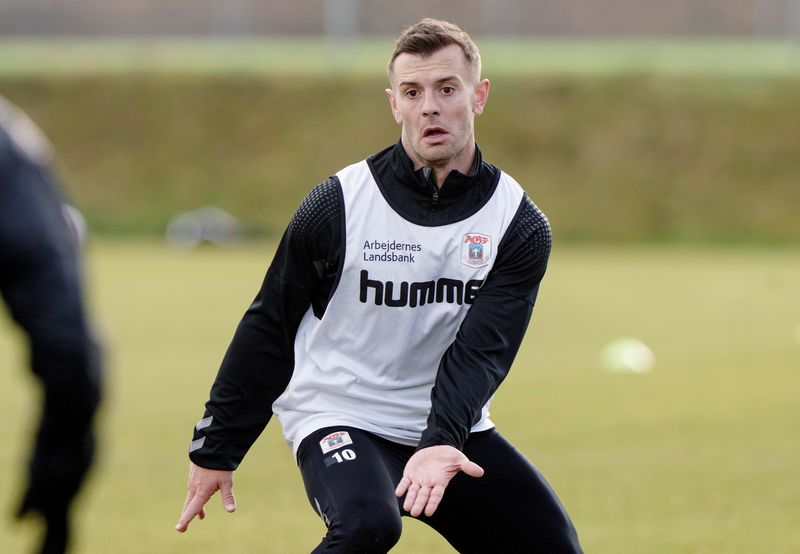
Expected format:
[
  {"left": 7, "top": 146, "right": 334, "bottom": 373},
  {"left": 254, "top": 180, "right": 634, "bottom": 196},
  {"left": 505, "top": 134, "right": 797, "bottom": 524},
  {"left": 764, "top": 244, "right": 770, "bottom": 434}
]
[
  {"left": 334, "top": 158, "right": 371, "bottom": 181},
  {"left": 508, "top": 195, "right": 552, "bottom": 261},
  {"left": 488, "top": 164, "right": 547, "bottom": 220},
  {"left": 297, "top": 177, "right": 342, "bottom": 219},
  {"left": 493, "top": 166, "right": 522, "bottom": 190},
  {"left": 484, "top": 164, "right": 551, "bottom": 256}
]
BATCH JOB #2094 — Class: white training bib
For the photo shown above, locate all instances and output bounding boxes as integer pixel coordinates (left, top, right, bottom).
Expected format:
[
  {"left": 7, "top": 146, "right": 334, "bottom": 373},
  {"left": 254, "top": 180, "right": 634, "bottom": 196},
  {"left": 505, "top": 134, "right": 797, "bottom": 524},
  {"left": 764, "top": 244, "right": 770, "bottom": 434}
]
[{"left": 273, "top": 160, "right": 524, "bottom": 455}]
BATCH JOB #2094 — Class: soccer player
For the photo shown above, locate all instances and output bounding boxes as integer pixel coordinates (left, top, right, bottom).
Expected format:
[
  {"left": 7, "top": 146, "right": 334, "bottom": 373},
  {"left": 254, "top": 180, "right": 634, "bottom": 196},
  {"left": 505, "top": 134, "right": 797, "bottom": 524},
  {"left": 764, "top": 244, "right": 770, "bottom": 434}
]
[
  {"left": 0, "top": 96, "right": 103, "bottom": 554},
  {"left": 176, "top": 19, "right": 583, "bottom": 553}
]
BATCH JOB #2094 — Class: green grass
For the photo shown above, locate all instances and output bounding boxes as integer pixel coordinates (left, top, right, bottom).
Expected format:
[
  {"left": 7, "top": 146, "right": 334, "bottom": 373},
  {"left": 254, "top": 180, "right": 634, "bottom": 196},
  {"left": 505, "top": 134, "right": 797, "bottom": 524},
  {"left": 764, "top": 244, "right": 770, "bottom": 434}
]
[
  {"left": 0, "top": 38, "right": 799, "bottom": 77},
  {"left": 1, "top": 241, "right": 799, "bottom": 553}
]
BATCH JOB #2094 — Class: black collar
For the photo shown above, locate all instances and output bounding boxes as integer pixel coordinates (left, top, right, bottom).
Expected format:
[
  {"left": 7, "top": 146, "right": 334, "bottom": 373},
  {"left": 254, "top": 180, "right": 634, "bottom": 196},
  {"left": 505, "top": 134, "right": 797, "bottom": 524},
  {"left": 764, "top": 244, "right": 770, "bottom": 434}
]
[
  {"left": 366, "top": 141, "right": 501, "bottom": 227},
  {"left": 389, "top": 139, "right": 484, "bottom": 196}
]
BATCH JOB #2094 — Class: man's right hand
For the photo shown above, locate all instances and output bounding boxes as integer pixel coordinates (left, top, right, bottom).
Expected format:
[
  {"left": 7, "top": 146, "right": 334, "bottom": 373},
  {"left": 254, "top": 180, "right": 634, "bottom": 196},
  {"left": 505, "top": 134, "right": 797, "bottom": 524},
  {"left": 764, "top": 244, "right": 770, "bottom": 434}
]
[{"left": 175, "top": 462, "right": 236, "bottom": 532}]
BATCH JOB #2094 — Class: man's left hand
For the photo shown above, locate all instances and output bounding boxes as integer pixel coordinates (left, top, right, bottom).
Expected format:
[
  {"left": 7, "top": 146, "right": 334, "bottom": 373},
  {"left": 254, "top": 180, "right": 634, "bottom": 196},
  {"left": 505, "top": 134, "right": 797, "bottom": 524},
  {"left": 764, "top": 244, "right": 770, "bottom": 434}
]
[{"left": 395, "top": 445, "right": 484, "bottom": 517}]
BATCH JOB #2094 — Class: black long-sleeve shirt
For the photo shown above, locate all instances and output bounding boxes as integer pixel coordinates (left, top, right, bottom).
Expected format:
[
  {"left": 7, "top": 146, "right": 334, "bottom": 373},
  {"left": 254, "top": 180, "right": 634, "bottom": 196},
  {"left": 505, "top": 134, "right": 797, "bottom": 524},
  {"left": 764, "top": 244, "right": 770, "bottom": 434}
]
[
  {"left": 190, "top": 142, "right": 551, "bottom": 470},
  {"left": 0, "top": 100, "right": 102, "bottom": 514}
]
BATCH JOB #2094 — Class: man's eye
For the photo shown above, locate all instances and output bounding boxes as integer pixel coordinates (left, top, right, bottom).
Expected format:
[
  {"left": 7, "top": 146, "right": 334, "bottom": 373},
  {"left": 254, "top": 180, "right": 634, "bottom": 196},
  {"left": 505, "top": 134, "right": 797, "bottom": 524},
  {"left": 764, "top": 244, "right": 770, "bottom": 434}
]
[
  {"left": 405, "top": 90, "right": 418, "bottom": 98},
  {"left": 442, "top": 87, "right": 454, "bottom": 94}
]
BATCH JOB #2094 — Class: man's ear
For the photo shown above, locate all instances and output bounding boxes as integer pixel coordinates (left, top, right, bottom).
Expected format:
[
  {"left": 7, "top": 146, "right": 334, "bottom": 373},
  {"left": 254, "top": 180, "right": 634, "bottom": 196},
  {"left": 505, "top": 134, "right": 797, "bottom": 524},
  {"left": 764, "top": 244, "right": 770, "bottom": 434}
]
[
  {"left": 472, "top": 79, "right": 490, "bottom": 116},
  {"left": 385, "top": 88, "right": 402, "bottom": 124}
]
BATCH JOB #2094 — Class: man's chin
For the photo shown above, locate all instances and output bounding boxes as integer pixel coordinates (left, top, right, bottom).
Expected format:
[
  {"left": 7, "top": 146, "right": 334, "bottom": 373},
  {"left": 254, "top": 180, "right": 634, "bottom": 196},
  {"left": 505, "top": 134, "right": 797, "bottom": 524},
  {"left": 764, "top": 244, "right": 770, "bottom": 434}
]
[{"left": 417, "top": 144, "right": 452, "bottom": 165}]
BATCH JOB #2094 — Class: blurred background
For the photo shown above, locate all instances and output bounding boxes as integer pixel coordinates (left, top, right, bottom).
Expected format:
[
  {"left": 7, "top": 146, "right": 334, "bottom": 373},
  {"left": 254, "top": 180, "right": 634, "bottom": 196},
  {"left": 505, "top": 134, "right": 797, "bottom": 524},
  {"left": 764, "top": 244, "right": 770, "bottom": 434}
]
[{"left": 1, "top": 1, "right": 798, "bottom": 553}]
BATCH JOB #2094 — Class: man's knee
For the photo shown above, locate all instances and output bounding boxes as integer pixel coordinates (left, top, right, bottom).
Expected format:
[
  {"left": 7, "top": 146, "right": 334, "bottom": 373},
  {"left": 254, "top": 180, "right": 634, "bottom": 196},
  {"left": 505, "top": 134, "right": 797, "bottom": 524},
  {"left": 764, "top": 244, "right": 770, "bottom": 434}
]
[{"left": 323, "top": 507, "right": 402, "bottom": 553}]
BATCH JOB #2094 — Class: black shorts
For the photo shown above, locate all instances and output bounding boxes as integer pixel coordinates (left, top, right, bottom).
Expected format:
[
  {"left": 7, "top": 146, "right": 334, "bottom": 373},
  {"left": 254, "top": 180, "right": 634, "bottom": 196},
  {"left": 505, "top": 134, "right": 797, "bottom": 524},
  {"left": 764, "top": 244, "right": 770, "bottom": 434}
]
[{"left": 297, "top": 426, "right": 583, "bottom": 553}]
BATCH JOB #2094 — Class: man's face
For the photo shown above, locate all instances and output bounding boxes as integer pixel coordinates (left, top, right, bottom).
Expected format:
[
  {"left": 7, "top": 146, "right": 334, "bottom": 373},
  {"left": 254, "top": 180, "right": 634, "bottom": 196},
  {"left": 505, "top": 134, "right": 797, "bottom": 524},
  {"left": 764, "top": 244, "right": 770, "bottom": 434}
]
[{"left": 386, "top": 44, "right": 489, "bottom": 173}]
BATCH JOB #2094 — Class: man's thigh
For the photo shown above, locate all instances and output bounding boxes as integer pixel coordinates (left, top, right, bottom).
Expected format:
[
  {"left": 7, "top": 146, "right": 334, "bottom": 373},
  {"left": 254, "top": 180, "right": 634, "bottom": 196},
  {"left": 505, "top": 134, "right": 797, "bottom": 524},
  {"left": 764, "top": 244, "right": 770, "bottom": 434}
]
[
  {"left": 297, "top": 426, "right": 411, "bottom": 552},
  {"left": 420, "top": 429, "right": 583, "bottom": 554}
]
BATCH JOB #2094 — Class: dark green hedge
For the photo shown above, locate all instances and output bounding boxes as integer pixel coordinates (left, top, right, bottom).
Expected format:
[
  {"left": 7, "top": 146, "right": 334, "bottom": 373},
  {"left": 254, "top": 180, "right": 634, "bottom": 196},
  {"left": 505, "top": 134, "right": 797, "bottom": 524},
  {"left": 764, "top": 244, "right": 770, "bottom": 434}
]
[{"left": 3, "top": 73, "right": 798, "bottom": 241}]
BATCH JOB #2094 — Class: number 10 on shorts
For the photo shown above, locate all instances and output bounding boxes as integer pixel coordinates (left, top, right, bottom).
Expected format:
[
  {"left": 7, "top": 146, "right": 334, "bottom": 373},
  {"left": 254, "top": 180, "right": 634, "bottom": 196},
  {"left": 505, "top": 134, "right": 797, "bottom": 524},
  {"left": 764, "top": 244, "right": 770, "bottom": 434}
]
[
  {"left": 332, "top": 449, "right": 356, "bottom": 463},
  {"left": 324, "top": 448, "right": 357, "bottom": 467}
]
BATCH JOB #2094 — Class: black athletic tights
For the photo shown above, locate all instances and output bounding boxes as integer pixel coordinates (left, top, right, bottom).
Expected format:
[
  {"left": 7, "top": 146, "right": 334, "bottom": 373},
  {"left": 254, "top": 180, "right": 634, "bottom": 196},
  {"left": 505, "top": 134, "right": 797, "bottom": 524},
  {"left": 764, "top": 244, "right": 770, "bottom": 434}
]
[{"left": 297, "top": 426, "right": 583, "bottom": 553}]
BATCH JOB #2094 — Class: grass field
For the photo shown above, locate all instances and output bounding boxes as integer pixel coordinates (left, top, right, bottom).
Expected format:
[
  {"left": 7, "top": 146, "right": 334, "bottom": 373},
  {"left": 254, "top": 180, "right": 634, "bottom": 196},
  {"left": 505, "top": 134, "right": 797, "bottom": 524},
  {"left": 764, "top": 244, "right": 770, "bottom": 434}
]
[
  {"left": 0, "top": 38, "right": 799, "bottom": 77},
  {"left": 1, "top": 240, "right": 798, "bottom": 553}
]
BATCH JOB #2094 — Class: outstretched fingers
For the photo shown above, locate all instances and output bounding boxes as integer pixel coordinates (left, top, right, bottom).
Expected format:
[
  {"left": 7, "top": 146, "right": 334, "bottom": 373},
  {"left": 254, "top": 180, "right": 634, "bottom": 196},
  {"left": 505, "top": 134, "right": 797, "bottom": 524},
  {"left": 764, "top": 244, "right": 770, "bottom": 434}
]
[
  {"left": 407, "top": 484, "right": 429, "bottom": 517},
  {"left": 176, "top": 491, "right": 211, "bottom": 532},
  {"left": 423, "top": 485, "right": 446, "bottom": 517},
  {"left": 175, "top": 463, "right": 236, "bottom": 533},
  {"left": 395, "top": 445, "right": 485, "bottom": 518}
]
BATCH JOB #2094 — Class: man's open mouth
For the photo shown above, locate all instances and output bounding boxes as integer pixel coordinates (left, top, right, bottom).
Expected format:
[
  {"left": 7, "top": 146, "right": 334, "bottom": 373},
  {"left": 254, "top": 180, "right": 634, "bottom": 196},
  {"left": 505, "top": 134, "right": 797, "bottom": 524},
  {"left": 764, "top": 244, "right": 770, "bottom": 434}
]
[{"left": 423, "top": 127, "right": 448, "bottom": 139}]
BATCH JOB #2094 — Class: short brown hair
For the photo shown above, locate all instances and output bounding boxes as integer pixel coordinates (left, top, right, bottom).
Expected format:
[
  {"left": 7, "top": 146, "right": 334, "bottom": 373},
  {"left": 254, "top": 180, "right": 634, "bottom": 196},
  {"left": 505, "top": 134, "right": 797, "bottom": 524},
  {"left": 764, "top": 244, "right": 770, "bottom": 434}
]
[{"left": 388, "top": 18, "right": 481, "bottom": 81}]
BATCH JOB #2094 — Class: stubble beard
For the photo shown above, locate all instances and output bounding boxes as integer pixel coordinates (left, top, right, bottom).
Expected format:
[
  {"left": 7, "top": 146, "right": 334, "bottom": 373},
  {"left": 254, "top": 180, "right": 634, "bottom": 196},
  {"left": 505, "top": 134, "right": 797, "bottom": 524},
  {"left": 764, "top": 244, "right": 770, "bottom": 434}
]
[{"left": 406, "top": 124, "right": 472, "bottom": 171}]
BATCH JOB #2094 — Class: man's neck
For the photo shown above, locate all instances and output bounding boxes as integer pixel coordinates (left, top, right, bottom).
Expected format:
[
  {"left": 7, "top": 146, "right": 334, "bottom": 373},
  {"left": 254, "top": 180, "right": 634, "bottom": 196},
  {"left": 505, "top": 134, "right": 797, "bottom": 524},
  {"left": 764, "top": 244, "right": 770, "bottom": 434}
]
[{"left": 402, "top": 140, "right": 477, "bottom": 189}]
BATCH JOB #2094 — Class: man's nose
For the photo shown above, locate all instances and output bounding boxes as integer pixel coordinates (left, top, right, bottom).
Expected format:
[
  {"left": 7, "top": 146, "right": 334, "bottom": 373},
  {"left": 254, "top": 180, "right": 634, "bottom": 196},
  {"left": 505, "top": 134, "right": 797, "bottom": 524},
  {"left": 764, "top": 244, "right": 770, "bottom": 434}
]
[{"left": 421, "top": 93, "right": 440, "bottom": 116}]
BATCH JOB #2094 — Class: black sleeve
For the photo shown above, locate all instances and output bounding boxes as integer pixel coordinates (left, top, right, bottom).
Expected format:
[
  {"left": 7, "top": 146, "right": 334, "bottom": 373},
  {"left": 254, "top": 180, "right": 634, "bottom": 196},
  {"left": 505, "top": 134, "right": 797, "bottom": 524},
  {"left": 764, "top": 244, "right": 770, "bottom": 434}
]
[
  {"left": 188, "top": 178, "right": 343, "bottom": 470},
  {"left": 418, "top": 196, "right": 552, "bottom": 450},
  {"left": 0, "top": 123, "right": 102, "bottom": 517}
]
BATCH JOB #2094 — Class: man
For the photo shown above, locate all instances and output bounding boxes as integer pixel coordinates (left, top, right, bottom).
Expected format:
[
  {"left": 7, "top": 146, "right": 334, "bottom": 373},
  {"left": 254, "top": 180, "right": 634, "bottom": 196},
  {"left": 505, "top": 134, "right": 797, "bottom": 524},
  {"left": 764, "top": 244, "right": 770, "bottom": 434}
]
[
  {"left": 0, "top": 96, "right": 103, "bottom": 554},
  {"left": 177, "top": 19, "right": 582, "bottom": 552}
]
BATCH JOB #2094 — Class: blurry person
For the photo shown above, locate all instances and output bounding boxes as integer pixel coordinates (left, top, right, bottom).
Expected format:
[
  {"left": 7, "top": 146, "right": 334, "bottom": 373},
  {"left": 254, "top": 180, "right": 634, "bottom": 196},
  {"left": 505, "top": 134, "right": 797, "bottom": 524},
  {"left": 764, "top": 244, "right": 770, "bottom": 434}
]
[
  {"left": 0, "top": 96, "right": 102, "bottom": 554},
  {"left": 176, "top": 19, "right": 582, "bottom": 553}
]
